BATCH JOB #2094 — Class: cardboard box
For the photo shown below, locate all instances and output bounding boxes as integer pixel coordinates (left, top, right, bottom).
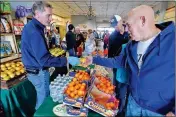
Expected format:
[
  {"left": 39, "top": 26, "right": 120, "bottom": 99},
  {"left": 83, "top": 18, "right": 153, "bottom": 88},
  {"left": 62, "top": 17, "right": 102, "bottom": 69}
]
[
  {"left": 63, "top": 95, "right": 85, "bottom": 108},
  {"left": 84, "top": 83, "right": 119, "bottom": 117}
]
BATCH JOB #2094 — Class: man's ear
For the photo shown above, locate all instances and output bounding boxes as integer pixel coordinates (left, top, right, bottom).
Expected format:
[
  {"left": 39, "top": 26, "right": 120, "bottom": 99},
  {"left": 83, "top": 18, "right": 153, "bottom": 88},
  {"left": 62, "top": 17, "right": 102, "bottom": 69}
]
[
  {"left": 35, "top": 10, "right": 40, "bottom": 18},
  {"left": 140, "top": 16, "right": 145, "bottom": 26}
]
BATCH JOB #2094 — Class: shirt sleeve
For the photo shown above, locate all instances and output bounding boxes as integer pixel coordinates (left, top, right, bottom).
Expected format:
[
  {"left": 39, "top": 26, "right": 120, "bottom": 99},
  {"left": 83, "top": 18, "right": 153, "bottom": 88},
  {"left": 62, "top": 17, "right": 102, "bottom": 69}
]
[
  {"left": 30, "top": 32, "right": 67, "bottom": 67},
  {"left": 92, "top": 54, "right": 124, "bottom": 68}
]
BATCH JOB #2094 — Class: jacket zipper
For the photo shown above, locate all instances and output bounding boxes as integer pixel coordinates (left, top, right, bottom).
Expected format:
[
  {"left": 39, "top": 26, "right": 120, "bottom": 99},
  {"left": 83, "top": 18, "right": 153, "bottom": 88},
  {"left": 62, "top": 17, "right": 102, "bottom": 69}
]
[
  {"left": 138, "top": 69, "right": 141, "bottom": 76},
  {"left": 138, "top": 62, "right": 143, "bottom": 76}
]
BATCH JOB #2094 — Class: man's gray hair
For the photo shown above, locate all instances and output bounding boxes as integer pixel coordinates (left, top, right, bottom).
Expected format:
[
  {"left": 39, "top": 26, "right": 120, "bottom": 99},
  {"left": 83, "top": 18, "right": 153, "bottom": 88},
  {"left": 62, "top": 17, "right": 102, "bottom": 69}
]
[{"left": 32, "top": 1, "right": 52, "bottom": 16}]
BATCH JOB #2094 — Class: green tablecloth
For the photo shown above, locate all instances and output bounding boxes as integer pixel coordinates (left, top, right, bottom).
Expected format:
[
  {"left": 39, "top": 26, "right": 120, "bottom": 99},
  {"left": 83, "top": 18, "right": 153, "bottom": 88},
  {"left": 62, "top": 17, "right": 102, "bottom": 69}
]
[
  {"left": 1, "top": 79, "right": 36, "bottom": 117},
  {"left": 72, "top": 64, "right": 95, "bottom": 71},
  {"left": 34, "top": 96, "right": 103, "bottom": 117}
]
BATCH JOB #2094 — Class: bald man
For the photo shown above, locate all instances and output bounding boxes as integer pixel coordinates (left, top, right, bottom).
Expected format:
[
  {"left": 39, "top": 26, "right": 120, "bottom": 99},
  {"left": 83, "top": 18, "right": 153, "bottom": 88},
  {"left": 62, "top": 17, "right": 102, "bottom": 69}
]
[{"left": 80, "top": 5, "right": 175, "bottom": 116}]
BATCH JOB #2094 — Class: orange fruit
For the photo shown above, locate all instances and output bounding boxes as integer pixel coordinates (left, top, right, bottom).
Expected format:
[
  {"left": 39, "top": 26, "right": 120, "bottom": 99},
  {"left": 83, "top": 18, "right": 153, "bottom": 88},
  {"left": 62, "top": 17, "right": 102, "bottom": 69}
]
[
  {"left": 73, "top": 90, "right": 78, "bottom": 95},
  {"left": 74, "top": 95, "right": 79, "bottom": 99},
  {"left": 79, "top": 75, "right": 83, "bottom": 79},
  {"left": 78, "top": 84, "right": 82, "bottom": 88},
  {"left": 75, "top": 73, "right": 79, "bottom": 78},
  {"left": 109, "top": 91, "right": 114, "bottom": 95},
  {"left": 109, "top": 86, "right": 114, "bottom": 90},
  {"left": 78, "top": 90, "right": 83, "bottom": 96},
  {"left": 109, "top": 102, "right": 115, "bottom": 108},
  {"left": 82, "top": 91, "right": 86, "bottom": 96},
  {"left": 105, "top": 90, "right": 109, "bottom": 94},
  {"left": 107, "top": 82, "right": 111, "bottom": 87},
  {"left": 106, "top": 103, "right": 110, "bottom": 108},
  {"left": 70, "top": 92, "right": 75, "bottom": 98},
  {"left": 72, "top": 78, "right": 77, "bottom": 82},
  {"left": 107, "top": 106, "right": 111, "bottom": 110},
  {"left": 66, "top": 89, "right": 71, "bottom": 95},
  {"left": 80, "top": 85, "right": 86, "bottom": 90},
  {"left": 82, "top": 83, "right": 86, "bottom": 86},
  {"left": 75, "top": 85, "right": 80, "bottom": 90},
  {"left": 100, "top": 83, "right": 104, "bottom": 87},
  {"left": 70, "top": 86, "right": 74, "bottom": 92}
]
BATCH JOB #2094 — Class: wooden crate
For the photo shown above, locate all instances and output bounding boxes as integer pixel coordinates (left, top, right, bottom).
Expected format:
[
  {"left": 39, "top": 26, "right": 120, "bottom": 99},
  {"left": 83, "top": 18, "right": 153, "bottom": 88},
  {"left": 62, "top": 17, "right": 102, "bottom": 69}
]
[{"left": 1, "top": 73, "right": 27, "bottom": 89}]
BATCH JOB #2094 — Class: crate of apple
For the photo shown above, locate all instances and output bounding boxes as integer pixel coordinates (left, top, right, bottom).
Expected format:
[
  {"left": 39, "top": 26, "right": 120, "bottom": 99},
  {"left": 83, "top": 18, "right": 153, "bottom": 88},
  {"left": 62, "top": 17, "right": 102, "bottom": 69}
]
[
  {"left": 95, "top": 76, "right": 115, "bottom": 95},
  {"left": 64, "top": 78, "right": 87, "bottom": 99}
]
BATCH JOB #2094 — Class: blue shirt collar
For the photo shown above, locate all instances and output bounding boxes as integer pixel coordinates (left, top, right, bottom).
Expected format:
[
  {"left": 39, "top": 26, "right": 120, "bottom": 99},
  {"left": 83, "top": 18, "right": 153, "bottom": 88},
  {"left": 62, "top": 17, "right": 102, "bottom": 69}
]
[{"left": 32, "top": 18, "right": 46, "bottom": 30}]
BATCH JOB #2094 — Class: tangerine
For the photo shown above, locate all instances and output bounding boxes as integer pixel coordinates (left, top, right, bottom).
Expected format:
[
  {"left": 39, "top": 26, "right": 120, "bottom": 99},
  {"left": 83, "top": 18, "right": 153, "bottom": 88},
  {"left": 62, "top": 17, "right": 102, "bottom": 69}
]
[{"left": 70, "top": 92, "right": 75, "bottom": 98}]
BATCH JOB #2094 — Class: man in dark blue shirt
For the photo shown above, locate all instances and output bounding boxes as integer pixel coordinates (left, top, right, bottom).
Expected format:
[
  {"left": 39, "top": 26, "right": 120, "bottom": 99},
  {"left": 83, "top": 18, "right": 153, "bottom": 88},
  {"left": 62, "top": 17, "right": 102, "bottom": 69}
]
[
  {"left": 21, "top": 1, "right": 79, "bottom": 109},
  {"left": 66, "top": 24, "right": 76, "bottom": 56}
]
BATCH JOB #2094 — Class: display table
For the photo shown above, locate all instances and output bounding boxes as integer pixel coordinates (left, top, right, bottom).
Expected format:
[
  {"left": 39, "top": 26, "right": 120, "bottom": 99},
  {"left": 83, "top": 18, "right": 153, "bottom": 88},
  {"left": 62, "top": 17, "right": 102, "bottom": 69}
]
[
  {"left": 34, "top": 96, "right": 103, "bottom": 117},
  {"left": 1, "top": 79, "right": 36, "bottom": 117}
]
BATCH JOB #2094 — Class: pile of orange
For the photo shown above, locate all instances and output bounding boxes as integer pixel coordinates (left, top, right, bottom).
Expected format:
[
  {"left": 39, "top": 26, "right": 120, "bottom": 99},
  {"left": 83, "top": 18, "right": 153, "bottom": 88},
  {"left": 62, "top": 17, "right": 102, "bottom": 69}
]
[
  {"left": 65, "top": 79, "right": 87, "bottom": 99},
  {"left": 92, "top": 50, "right": 104, "bottom": 56},
  {"left": 95, "top": 76, "right": 115, "bottom": 95},
  {"left": 75, "top": 70, "right": 90, "bottom": 81},
  {"left": 105, "top": 102, "right": 116, "bottom": 110}
]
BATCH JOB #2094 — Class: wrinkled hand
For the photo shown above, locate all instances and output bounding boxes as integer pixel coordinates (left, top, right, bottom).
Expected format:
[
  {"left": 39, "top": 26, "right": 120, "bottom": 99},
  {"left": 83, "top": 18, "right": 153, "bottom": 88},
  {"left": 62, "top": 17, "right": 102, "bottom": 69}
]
[
  {"left": 67, "top": 56, "right": 80, "bottom": 66},
  {"left": 166, "top": 112, "right": 175, "bottom": 117},
  {"left": 84, "top": 56, "right": 93, "bottom": 65}
]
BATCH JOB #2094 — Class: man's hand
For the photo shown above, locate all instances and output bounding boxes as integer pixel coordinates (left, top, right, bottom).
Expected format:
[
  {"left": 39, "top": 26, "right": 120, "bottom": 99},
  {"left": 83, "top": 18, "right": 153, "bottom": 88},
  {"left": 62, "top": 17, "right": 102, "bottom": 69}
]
[
  {"left": 85, "top": 56, "right": 93, "bottom": 65},
  {"left": 166, "top": 112, "right": 175, "bottom": 117},
  {"left": 67, "top": 57, "right": 80, "bottom": 66}
]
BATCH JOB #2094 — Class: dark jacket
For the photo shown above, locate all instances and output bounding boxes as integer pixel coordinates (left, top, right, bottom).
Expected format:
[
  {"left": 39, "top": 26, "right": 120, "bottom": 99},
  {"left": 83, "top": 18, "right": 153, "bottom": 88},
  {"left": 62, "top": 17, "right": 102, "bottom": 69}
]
[
  {"left": 21, "top": 18, "right": 67, "bottom": 69},
  {"left": 108, "top": 30, "right": 129, "bottom": 57},
  {"left": 93, "top": 21, "right": 175, "bottom": 115},
  {"left": 75, "top": 33, "right": 85, "bottom": 52},
  {"left": 66, "top": 31, "right": 76, "bottom": 50}
]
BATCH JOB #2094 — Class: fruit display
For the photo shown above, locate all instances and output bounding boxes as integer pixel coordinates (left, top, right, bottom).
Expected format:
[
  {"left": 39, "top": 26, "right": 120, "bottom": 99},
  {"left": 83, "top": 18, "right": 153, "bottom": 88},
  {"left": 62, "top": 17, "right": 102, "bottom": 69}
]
[
  {"left": 84, "top": 75, "right": 119, "bottom": 117},
  {"left": 0, "top": 61, "right": 25, "bottom": 81},
  {"left": 49, "top": 48, "right": 65, "bottom": 57},
  {"left": 95, "top": 76, "right": 115, "bottom": 95},
  {"left": 92, "top": 50, "right": 104, "bottom": 56},
  {"left": 105, "top": 101, "right": 117, "bottom": 110},
  {"left": 74, "top": 70, "right": 90, "bottom": 81},
  {"left": 64, "top": 80, "right": 87, "bottom": 99},
  {"left": 61, "top": 63, "right": 119, "bottom": 116}
]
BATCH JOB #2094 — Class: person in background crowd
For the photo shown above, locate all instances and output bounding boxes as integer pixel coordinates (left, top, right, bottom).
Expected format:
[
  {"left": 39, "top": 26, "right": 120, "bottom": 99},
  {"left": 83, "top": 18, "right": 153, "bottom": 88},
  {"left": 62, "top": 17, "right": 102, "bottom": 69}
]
[
  {"left": 75, "top": 27, "right": 85, "bottom": 55},
  {"left": 82, "top": 31, "right": 88, "bottom": 41},
  {"left": 103, "top": 30, "right": 110, "bottom": 50},
  {"left": 108, "top": 18, "right": 129, "bottom": 99},
  {"left": 93, "top": 30, "right": 100, "bottom": 47},
  {"left": 66, "top": 24, "right": 76, "bottom": 56},
  {"left": 51, "top": 28, "right": 60, "bottom": 48},
  {"left": 21, "top": 1, "right": 79, "bottom": 109},
  {"left": 52, "top": 27, "right": 61, "bottom": 48},
  {"left": 77, "top": 5, "right": 175, "bottom": 117},
  {"left": 84, "top": 29, "right": 96, "bottom": 55},
  {"left": 102, "top": 30, "right": 106, "bottom": 39},
  {"left": 108, "top": 19, "right": 129, "bottom": 58},
  {"left": 93, "top": 30, "right": 99, "bottom": 39}
]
